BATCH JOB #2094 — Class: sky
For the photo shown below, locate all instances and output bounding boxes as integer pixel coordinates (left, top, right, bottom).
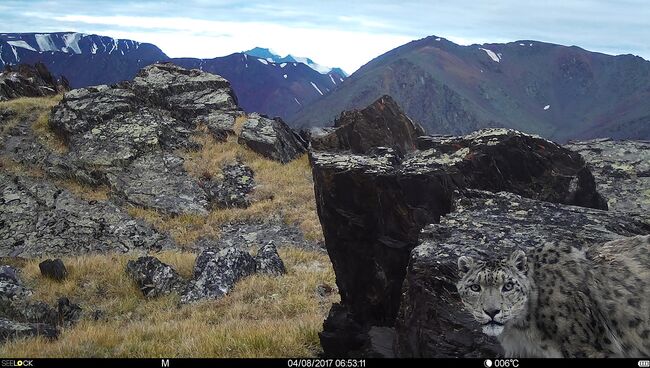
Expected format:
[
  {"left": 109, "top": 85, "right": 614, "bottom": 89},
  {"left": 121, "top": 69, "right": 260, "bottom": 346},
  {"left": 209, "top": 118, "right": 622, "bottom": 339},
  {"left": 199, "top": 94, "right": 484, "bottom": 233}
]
[{"left": 1, "top": 0, "right": 649, "bottom": 74}]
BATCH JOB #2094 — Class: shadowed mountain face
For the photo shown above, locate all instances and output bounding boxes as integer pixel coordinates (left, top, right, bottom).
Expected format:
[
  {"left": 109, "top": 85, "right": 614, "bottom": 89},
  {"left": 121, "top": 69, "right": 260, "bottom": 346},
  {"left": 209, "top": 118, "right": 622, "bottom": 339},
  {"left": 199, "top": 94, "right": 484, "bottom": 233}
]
[
  {"left": 0, "top": 32, "right": 169, "bottom": 88},
  {"left": 289, "top": 36, "right": 650, "bottom": 142},
  {"left": 0, "top": 33, "right": 344, "bottom": 120}
]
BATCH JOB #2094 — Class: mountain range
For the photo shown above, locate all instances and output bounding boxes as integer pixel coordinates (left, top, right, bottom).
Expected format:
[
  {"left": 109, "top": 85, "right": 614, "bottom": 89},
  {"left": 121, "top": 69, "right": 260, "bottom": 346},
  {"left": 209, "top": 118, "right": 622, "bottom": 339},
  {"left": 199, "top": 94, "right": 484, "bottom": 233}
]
[
  {"left": 2, "top": 32, "right": 649, "bottom": 141},
  {"left": 0, "top": 32, "right": 345, "bottom": 119},
  {"left": 289, "top": 36, "right": 650, "bottom": 141}
]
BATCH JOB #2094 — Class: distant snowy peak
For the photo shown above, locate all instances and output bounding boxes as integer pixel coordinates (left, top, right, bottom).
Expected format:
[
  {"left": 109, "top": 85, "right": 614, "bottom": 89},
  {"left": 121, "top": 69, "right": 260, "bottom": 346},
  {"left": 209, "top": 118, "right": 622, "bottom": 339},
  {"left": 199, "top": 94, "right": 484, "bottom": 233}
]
[
  {"left": 0, "top": 32, "right": 167, "bottom": 66},
  {"left": 243, "top": 47, "right": 348, "bottom": 77}
]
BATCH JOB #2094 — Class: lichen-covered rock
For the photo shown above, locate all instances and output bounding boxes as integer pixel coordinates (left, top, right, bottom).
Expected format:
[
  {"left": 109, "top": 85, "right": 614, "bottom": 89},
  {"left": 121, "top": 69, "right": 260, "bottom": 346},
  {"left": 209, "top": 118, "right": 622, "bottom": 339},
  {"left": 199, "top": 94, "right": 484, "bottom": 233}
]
[
  {"left": 0, "top": 265, "right": 30, "bottom": 301},
  {"left": 255, "top": 241, "right": 286, "bottom": 276},
  {"left": 39, "top": 259, "right": 68, "bottom": 281},
  {"left": 202, "top": 162, "right": 255, "bottom": 209},
  {"left": 0, "top": 173, "right": 173, "bottom": 257},
  {"left": 565, "top": 138, "right": 650, "bottom": 214},
  {"left": 0, "top": 299, "right": 58, "bottom": 325},
  {"left": 125, "top": 256, "right": 187, "bottom": 298},
  {"left": 47, "top": 62, "right": 242, "bottom": 215},
  {"left": 0, "top": 63, "right": 69, "bottom": 101},
  {"left": 0, "top": 317, "right": 59, "bottom": 342},
  {"left": 238, "top": 113, "right": 306, "bottom": 163},
  {"left": 395, "top": 190, "right": 650, "bottom": 357},
  {"left": 181, "top": 247, "right": 257, "bottom": 303},
  {"left": 213, "top": 219, "right": 320, "bottom": 249},
  {"left": 132, "top": 62, "right": 239, "bottom": 117},
  {"left": 311, "top": 95, "right": 425, "bottom": 155},
  {"left": 311, "top": 128, "right": 608, "bottom": 356},
  {"left": 108, "top": 153, "right": 209, "bottom": 215}
]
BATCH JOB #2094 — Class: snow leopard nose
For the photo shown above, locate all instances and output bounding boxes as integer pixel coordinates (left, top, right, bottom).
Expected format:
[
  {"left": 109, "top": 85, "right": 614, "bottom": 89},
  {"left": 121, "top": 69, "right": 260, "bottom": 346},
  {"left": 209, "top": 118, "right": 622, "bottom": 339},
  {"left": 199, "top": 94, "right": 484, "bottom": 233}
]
[{"left": 484, "top": 309, "right": 500, "bottom": 319}]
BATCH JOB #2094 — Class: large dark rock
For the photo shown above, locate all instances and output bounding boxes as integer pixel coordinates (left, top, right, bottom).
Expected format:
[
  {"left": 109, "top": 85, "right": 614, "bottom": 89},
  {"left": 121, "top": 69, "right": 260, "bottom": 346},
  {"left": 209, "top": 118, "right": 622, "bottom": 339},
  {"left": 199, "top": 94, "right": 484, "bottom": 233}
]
[
  {"left": 181, "top": 247, "right": 257, "bottom": 303},
  {"left": 395, "top": 190, "right": 650, "bottom": 357},
  {"left": 310, "top": 128, "right": 608, "bottom": 356},
  {"left": 311, "top": 95, "right": 425, "bottom": 154},
  {"left": 38, "top": 259, "right": 68, "bottom": 281},
  {"left": 0, "top": 172, "right": 173, "bottom": 257},
  {"left": 47, "top": 63, "right": 242, "bottom": 215},
  {"left": 238, "top": 113, "right": 306, "bottom": 163},
  {"left": 565, "top": 138, "right": 649, "bottom": 214},
  {"left": 125, "top": 256, "right": 187, "bottom": 298},
  {"left": 0, "top": 63, "right": 69, "bottom": 101}
]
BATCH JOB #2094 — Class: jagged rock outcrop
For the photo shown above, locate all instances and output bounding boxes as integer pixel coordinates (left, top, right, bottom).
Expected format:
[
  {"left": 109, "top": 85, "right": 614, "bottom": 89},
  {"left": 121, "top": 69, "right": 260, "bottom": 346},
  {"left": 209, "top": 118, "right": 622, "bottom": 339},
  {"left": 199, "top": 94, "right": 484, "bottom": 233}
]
[
  {"left": 565, "top": 138, "right": 649, "bottom": 214},
  {"left": 201, "top": 162, "right": 255, "bottom": 209},
  {"left": 0, "top": 63, "right": 69, "bottom": 101},
  {"left": 0, "top": 172, "right": 173, "bottom": 257},
  {"left": 311, "top": 128, "right": 609, "bottom": 357},
  {"left": 126, "top": 256, "right": 187, "bottom": 298},
  {"left": 255, "top": 241, "right": 286, "bottom": 276},
  {"left": 310, "top": 95, "right": 425, "bottom": 154},
  {"left": 238, "top": 113, "right": 306, "bottom": 163},
  {"left": 395, "top": 190, "right": 650, "bottom": 357},
  {"left": 181, "top": 247, "right": 257, "bottom": 303},
  {"left": 38, "top": 259, "right": 68, "bottom": 281},
  {"left": 47, "top": 62, "right": 241, "bottom": 215}
]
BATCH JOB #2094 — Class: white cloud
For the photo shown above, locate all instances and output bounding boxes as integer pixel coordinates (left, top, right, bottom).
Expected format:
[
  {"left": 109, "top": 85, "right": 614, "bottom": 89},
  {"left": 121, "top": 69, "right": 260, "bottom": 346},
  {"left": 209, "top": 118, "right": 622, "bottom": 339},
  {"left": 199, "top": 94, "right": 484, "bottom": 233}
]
[{"left": 39, "top": 14, "right": 413, "bottom": 73}]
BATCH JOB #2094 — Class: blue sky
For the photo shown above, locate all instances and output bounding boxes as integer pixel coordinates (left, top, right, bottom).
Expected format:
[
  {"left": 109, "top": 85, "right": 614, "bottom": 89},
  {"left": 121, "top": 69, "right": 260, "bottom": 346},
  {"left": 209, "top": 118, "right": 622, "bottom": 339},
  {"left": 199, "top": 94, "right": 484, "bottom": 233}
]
[{"left": 1, "top": 0, "right": 649, "bottom": 73}]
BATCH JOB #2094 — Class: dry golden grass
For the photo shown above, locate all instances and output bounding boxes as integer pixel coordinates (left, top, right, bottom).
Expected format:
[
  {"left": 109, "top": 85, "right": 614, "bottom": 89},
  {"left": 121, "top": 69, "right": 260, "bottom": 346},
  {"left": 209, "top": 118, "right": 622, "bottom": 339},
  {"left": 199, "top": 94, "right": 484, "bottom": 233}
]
[
  {"left": 0, "top": 95, "right": 65, "bottom": 153},
  {"left": 0, "top": 248, "right": 337, "bottom": 357},
  {"left": 54, "top": 179, "right": 111, "bottom": 202},
  {"left": 127, "top": 129, "right": 323, "bottom": 246}
]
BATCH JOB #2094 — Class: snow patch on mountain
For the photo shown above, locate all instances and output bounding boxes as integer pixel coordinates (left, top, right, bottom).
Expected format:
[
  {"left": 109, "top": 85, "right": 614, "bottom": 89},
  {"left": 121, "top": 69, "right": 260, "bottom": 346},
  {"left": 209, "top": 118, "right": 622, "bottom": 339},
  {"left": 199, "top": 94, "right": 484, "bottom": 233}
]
[
  {"left": 310, "top": 82, "right": 324, "bottom": 95},
  {"left": 35, "top": 34, "right": 58, "bottom": 52},
  {"left": 479, "top": 47, "right": 501, "bottom": 62},
  {"left": 243, "top": 47, "right": 348, "bottom": 77},
  {"left": 62, "top": 33, "right": 83, "bottom": 53},
  {"left": 7, "top": 40, "right": 36, "bottom": 51}
]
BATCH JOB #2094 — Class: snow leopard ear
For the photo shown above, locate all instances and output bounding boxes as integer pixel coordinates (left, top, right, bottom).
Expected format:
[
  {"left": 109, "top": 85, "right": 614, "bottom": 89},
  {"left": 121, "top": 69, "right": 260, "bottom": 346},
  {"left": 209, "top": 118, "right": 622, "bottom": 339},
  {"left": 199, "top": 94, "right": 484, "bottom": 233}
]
[
  {"left": 458, "top": 256, "right": 474, "bottom": 276},
  {"left": 509, "top": 249, "right": 528, "bottom": 274}
]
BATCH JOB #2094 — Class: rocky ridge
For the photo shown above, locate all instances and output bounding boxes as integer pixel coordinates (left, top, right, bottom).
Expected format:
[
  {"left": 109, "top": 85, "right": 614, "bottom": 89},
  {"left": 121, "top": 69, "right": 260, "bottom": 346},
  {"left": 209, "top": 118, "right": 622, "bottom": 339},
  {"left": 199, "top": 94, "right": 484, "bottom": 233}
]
[
  {"left": 310, "top": 108, "right": 649, "bottom": 357},
  {"left": 0, "top": 63, "right": 69, "bottom": 101}
]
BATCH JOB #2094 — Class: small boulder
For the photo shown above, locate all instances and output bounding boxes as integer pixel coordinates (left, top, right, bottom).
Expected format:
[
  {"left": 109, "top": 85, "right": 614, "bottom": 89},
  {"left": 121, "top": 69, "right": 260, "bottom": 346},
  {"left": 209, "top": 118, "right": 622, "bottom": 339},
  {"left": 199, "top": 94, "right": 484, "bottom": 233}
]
[
  {"left": 126, "top": 256, "right": 186, "bottom": 298},
  {"left": 39, "top": 259, "right": 68, "bottom": 281},
  {"left": 202, "top": 162, "right": 255, "bottom": 209},
  {"left": 181, "top": 247, "right": 257, "bottom": 303},
  {"left": 0, "top": 317, "right": 59, "bottom": 342},
  {"left": 255, "top": 242, "right": 286, "bottom": 276},
  {"left": 238, "top": 113, "right": 306, "bottom": 163},
  {"left": 57, "top": 297, "right": 82, "bottom": 326}
]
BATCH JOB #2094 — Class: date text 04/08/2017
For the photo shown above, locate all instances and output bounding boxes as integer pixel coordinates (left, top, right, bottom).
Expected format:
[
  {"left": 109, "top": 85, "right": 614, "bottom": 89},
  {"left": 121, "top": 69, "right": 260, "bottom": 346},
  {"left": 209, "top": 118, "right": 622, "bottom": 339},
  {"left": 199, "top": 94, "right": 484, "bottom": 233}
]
[{"left": 287, "top": 359, "right": 366, "bottom": 368}]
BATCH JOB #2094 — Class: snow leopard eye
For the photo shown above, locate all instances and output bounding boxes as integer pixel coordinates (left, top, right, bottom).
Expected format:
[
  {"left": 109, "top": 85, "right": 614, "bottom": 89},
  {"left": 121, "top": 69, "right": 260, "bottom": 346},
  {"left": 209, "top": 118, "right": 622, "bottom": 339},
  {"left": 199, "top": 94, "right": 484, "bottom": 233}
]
[
  {"left": 502, "top": 282, "right": 514, "bottom": 292},
  {"left": 469, "top": 284, "right": 481, "bottom": 292}
]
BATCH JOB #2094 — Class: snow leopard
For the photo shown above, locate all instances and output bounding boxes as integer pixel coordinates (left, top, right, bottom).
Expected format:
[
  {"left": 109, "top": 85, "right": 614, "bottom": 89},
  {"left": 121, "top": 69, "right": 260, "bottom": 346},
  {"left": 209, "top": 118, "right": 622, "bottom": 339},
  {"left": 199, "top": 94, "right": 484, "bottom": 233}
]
[{"left": 456, "top": 235, "right": 650, "bottom": 358}]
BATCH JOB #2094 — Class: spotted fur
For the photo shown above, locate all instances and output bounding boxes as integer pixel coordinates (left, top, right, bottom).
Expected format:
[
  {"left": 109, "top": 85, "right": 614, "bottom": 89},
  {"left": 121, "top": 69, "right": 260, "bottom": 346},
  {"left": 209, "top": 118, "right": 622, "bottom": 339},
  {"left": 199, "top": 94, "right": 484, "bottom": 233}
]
[{"left": 456, "top": 235, "right": 650, "bottom": 358}]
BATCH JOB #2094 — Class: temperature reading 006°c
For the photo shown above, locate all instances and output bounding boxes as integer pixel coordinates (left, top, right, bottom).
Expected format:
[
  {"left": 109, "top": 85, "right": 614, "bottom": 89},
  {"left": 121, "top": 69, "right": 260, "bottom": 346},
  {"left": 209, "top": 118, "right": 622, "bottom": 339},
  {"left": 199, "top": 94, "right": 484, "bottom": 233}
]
[{"left": 485, "top": 359, "right": 519, "bottom": 368}]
